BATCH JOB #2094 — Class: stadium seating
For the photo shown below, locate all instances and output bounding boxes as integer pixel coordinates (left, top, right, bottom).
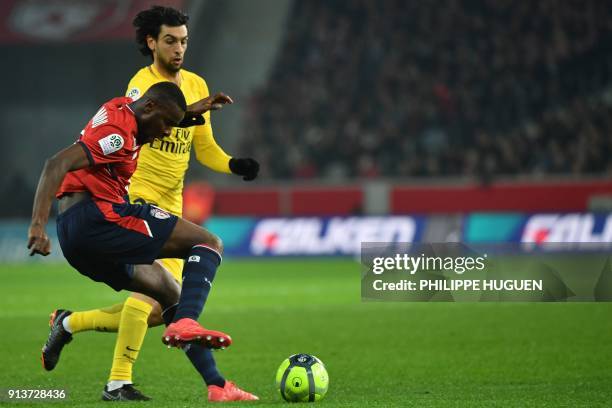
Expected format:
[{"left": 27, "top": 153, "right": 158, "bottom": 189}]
[{"left": 241, "top": 0, "right": 612, "bottom": 179}]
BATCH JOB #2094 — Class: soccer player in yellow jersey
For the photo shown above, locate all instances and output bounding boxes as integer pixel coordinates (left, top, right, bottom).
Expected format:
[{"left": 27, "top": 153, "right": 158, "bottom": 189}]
[{"left": 41, "top": 6, "right": 259, "bottom": 402}]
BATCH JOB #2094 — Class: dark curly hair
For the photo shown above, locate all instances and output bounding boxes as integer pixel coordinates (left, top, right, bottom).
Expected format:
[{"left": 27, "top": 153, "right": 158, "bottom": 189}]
[{"left": 133, "top": 6, "right": 189, "bottom": 58}]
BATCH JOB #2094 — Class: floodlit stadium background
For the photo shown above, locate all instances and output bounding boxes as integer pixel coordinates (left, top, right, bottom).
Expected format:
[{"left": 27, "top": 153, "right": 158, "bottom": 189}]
[{"left": 1, "top": 1, "right": 612, "bottom": 406}]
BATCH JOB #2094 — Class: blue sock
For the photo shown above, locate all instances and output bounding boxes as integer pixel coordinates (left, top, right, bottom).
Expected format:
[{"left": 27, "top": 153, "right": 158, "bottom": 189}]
[
  {"left": 185, "top": 344, "right": 226, "bottom": 387},
  {"left": 162, "top": 304, "right": 226, "bottom": 387},
  {"left": 174, "top": 245, "right": 221, "bottom": 321}
]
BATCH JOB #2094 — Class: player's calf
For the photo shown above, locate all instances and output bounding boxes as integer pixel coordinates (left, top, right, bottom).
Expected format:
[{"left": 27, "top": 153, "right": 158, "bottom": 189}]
[
  {"left": 126, "top": 264, "right": 181, "bottom": 311},
  {"left": 154, "top": 219, "right": 228, "bottom": 348},
  {"left": 171, "top": 243, "right": 222, "bottom": 319},
  {"left": 147, "top": 300, "right": 164, "bottom": 327}
]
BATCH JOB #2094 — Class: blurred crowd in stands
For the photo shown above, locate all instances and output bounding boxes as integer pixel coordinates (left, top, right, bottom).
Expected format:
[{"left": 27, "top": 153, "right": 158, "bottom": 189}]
[{"left": 242, "top": 0, "right": 612, "bottom": 179}]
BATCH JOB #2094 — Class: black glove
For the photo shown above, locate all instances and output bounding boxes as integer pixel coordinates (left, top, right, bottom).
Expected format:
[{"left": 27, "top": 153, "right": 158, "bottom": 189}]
[
  {"left": 229, "top": 158, "right": 259, "bottom": 181},
  {"left": 177, "top": 112, "right": 205, "bottom": 128}
]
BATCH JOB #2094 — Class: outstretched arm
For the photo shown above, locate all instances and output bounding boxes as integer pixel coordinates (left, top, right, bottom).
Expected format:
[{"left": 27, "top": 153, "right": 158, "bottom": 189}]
[
  {"left": 28, "top": 143, "right": 90, "bottom": 256},
  {"left": 193, "top": 127, "right": 260, "bottom": 181},
  {"left": 178, "top": 93, "right": 234, "bottom": 128},
  {"left": 190, "top": 87, "right": 259, "bottom": 180},
  {"left": 187, "top": 92, "right": 234, "bottom": 116}
]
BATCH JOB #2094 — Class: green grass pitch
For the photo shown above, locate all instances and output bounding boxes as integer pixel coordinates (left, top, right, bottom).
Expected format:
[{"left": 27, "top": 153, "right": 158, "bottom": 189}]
[{"left": 1, "top": 259, "right": 612, "bottom": 407}]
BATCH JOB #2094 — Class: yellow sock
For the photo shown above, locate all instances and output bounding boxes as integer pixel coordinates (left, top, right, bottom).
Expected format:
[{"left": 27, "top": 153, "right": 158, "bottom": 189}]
[
  {"left": 108, "top": 297, "right": 153, "bottom": 382},
  {"left": 69, "top": 303, "right": 124, "bottom": 333}
]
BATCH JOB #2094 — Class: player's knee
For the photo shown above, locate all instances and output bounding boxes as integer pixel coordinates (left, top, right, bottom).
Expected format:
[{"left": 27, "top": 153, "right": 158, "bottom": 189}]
[
  {"left": 196, "top": 232, "right": 223, "bottom": 255},
  {"left": 208, "top": 233, "right": 224, "bottom": 255},
  {"left": 147, "top": 301, "right": 164, "bottom": 327}
]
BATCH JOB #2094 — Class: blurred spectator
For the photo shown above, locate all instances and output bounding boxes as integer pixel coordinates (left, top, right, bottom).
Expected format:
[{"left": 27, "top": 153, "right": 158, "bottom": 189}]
[{"left": 242, "top": 0, "right": 612, "bottom": 179}]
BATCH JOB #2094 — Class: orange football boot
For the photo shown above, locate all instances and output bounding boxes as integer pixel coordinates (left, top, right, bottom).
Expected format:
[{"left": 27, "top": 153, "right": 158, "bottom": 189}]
[
  {"left": 162, "top": 318, "right": 232, "bottom": 349},
  {"left": 208, "top": 381, "right": 259, "bottom": 402}
]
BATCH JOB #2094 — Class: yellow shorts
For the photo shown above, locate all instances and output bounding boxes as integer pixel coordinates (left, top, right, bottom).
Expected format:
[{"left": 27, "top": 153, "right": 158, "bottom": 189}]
[
  {"left": 129, "top": 183, "right": 183, "bottom": 283},
  {"left": 129, "top": 183, "right": 183, "bottom": 216},
  {"left": 156, "top": 258, "right": 184, "bottom": 283}
]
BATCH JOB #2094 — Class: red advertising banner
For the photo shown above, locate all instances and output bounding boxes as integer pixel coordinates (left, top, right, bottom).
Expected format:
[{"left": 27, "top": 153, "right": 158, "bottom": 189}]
[
  {"left": 0, "top": 0, "right": 185, "bottom": 43},
  {"left": 208, "top": 180, "right": 612, "bottom": 216}
]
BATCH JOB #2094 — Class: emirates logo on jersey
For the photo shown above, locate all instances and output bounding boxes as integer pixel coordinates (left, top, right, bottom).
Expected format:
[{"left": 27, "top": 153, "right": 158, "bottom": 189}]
[{"left": 150, "top": 128, "right": 192, "bottom": 155}]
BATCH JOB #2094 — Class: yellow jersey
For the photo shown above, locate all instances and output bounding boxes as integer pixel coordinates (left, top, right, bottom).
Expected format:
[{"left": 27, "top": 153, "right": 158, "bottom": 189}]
[{"left": 125, "top": 64, "right": 232, "bottom": 216}]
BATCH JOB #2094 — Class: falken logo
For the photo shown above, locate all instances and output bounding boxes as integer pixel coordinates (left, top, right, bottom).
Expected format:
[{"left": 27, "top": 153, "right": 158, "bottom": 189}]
[
  {"left": 98, "top": 134, "right": 124, "bottom": 155},
  {"left": 188, "top": 255, "right": 200, "bottom": 263},
  {"left": 127, "top": 88, "right": 141, "bottom": 100},
  {"left": 150, "top": 206, "right": 171, "bottom": 219},
  {"left": 521, "top": 213, "right": 612, "bottom": 245},
  {"left": 250, "top": 216, "right": 418, "bottom": 255}
]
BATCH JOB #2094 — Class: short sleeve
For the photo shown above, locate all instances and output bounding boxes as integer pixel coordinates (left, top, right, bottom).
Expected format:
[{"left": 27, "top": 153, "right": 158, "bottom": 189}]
[
  {"left": 80, "top": 124, "right": 132, "bottom": 166},
  {"left": 126, "top": 76, "right": 148, "bottom": 100}
]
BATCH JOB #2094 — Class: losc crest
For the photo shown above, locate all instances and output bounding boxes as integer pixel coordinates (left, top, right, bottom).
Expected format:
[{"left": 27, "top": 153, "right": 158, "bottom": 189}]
[{"left": 150, "top": 206, "right": 171, "bottom": 220}]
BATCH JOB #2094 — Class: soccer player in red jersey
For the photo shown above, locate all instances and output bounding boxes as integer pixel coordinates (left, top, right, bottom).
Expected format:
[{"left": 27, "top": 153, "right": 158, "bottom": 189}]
[{"left": 28, "top": 82, "right": 257, "bottom": 401}]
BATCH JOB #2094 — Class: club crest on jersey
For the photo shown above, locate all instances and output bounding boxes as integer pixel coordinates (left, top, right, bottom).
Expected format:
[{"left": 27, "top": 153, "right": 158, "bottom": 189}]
[
  {"left": 127, "top": 88, "right": 141, "bottom": 100},
  {"left": 150, "top": 206, "right": 171, "bottom": 219},
  {"left": 98, "top": 134, "right": 124, "bottom": 155}
]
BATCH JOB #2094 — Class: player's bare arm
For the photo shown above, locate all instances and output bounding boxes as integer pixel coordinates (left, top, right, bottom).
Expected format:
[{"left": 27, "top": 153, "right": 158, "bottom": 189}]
[
  {"left": 187, "top": 92, "right": 234, "bottom": 115},
  {"left": 28, "top": 144, "right": 90, "bottom": 256}
]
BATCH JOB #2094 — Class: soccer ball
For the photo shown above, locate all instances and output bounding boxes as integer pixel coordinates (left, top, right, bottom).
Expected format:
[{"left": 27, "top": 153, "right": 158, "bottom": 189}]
[{"left": 275, "top": 354, "right": 329, "bottom": 402}]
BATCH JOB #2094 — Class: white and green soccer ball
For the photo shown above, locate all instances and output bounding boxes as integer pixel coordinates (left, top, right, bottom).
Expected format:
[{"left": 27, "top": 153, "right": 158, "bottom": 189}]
[{"left": 275, "top": 354, "right": 329, "bottom": 402}]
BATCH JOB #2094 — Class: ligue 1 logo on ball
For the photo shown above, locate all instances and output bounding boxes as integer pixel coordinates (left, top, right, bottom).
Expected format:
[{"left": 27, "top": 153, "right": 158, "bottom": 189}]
[{"left": 276, "top": 354, "right": 329, "bottom": 402}]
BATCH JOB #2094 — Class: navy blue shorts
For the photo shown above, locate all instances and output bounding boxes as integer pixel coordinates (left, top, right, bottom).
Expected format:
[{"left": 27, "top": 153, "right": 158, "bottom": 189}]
[{"left": 56, "top": 197, "right": 178, "bottom": 291}]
